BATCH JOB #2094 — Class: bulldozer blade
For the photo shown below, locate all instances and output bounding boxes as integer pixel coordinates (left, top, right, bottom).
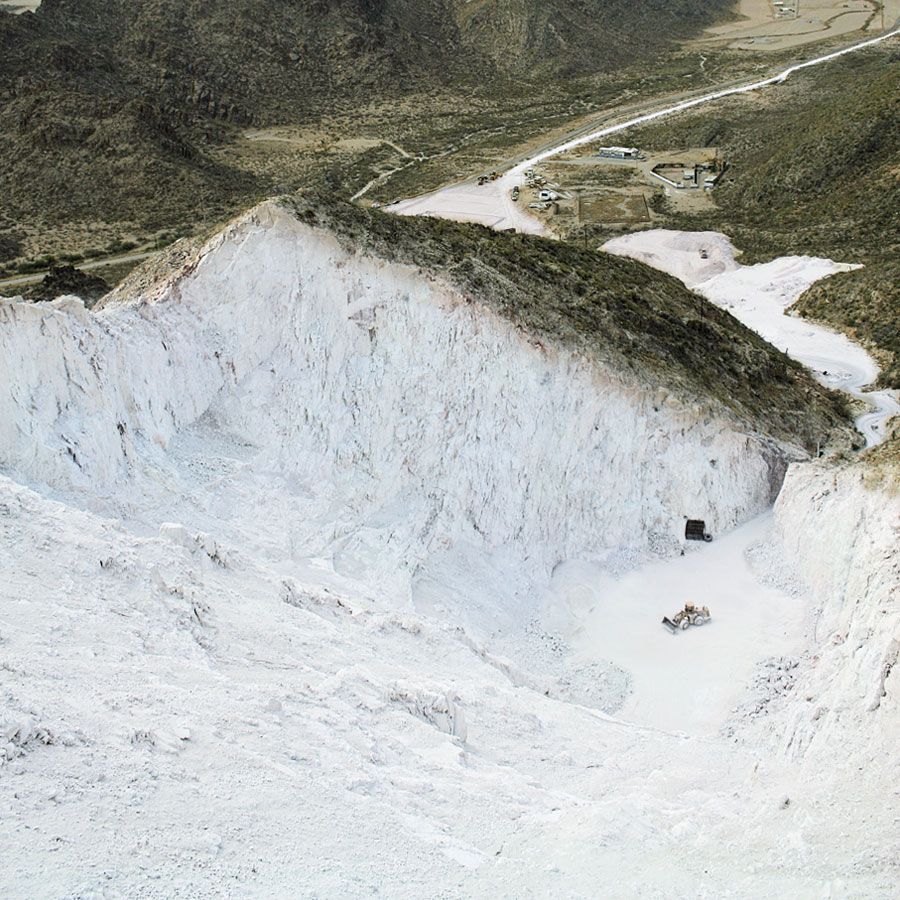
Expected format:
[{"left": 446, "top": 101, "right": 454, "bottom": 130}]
[{"left": 661, "top": 616, "right": 679, "bottom": 633}]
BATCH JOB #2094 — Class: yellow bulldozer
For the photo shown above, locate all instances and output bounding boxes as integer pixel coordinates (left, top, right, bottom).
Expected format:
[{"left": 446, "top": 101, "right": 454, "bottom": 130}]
[{"left": 662, "top": 602, "right": 711, "bottom": 633}]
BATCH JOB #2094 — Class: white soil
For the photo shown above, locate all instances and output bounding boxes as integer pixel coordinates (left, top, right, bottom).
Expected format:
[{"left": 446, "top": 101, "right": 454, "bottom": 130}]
[
  {"left": 2, "top": 205, "right": 899, "bottom": 899},
  {"left": 0, "top": 0, "right": 40, "bottom": 11},
  {"left": 602, "top": 228, "right": 900, "bottom": 446},
  {"left": 391, "top": 178, "right": 547, "bottom": 234},
  {"left": 567, "top": 513, "right": 808, "bottom": 737}
]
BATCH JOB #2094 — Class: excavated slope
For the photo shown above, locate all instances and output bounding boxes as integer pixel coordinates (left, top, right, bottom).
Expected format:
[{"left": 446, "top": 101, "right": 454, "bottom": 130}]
[
  {"left": 776, "top": 461, "right": 900, "bottom": 760},
  {"left": 0, "top": 201, "right": 826, "bottom": 600},
  {"left": 2, "top": 200, "right": 898, "bottom": 898}
]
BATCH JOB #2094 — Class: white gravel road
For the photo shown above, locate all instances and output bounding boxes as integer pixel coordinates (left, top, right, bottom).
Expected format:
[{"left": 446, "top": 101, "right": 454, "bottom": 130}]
[{"left": 391, "top": 26, "right": 900, "bottom": 235}]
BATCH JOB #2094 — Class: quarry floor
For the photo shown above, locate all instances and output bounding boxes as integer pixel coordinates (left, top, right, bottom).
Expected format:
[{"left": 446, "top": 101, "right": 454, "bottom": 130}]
[
  {"left": 1, "top": 458, "right": 850, "bottom": 900},
  {"left": 566, "top": 512, "right": 807, "bottom": 737},
  {"left": 2, "top": 465, "right": 885, "bottom": 899},
  {"left": 2, "top": 202, "right": 898, "bottom": 898}
]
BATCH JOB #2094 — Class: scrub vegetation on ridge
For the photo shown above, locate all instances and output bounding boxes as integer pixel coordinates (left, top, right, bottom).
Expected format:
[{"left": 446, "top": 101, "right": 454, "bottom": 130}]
[
  {"left": 276, "top": 193, "right": 852, "bottom": 454},
  {"left": 0, "top": 0, "right": 738, "bottom": 274},
  {"left": 624, "top": 46, "right": 900, "bottom": 390}
]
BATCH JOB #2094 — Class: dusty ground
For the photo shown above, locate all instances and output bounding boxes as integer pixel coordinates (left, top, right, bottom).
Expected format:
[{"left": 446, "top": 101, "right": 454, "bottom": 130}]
[
  {"left": 882, "top": 0, "right": 900, "bottom": 27},
  {"left": 500, "top": 148, "right": 720, "bottom": 238},
  {"left": 391, "top": 179, "right": 546, "bottom": 233},
  {"left": 638, "top": 148, "right": 721, "bottom": 214},
  {"left": 521, "top": 158, "right": 655, "bottom": 236},
  {"left": 695, "top": 0, "right": 883, "bottom": 51},
  {"left": 544, "top": 147, "right": 716, "bottom": 225}
]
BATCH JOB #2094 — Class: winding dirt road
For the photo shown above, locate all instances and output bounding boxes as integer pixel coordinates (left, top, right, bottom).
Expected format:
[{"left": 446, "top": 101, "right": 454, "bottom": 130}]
[
  {"left": 391, "top": 25, "right": 900, "bottom": 234},
  {"left": 0, "top": 250, "right": 157, "bottom": 291}
]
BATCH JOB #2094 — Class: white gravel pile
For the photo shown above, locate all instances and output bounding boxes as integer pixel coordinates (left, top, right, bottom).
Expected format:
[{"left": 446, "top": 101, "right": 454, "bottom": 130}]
[{"left": 603, "top": 228, "right": 899, "bottom": 446}]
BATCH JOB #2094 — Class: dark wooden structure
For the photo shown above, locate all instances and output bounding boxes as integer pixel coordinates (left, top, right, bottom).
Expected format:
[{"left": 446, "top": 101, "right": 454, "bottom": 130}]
[{"left": 685, "top": 519, "right": 712, "bottom": 542}]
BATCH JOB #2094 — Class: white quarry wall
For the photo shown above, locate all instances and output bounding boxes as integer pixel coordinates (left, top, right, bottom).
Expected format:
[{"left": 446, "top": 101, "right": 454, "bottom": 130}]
[
  {"left": 775, "top": 462, "right": 900, "bottom": 764},
  {"left": 5, "top": 206, "right": 899, "bottom": 899},
  {"left": 0, "top": 202, "right": 790, "bottom": 591}
]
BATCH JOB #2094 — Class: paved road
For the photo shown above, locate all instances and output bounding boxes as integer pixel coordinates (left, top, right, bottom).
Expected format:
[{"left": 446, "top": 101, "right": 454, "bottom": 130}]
[
  {"left": 0, "top": 250, "right": 157, "bottom": 290},
  {"left": 513, "top": 22, "right": 900, "bottom": 173},
  {"left": 392, "top": 24, "right": 900, "bottom": 233}
]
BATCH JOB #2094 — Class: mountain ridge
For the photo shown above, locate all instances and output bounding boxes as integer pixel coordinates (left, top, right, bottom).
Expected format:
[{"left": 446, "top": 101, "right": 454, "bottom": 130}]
[{"left": 0, "top": 0, "right": 734, "bottom": 265}]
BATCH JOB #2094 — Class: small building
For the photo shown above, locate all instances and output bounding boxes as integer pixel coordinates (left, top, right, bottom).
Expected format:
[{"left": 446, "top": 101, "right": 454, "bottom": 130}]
[
  {"left": 596, "top": 146, "right": 640, "bottom": 159},
  {"left": 685, "top": 519, "right": 712, "bottom": 542}
]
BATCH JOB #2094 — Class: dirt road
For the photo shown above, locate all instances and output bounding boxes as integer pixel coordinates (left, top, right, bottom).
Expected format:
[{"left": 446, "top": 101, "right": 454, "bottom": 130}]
[
  {"left": 0, "top": 250, "right": 156, "bottom": 290},
  {"left": 391, "top": 24, "right": 900, "bottom": 233}
]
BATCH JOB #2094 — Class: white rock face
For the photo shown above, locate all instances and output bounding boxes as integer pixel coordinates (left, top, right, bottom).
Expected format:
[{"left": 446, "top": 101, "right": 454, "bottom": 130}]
[
  {"left": 0, "top": 203, "right": 788, "bottom": 605},
  {"left": 775, "top": 463, "right": 900, "bottom": 761},
  {"left": 3, "top": 203, "right": 899, "bottom": 899}
]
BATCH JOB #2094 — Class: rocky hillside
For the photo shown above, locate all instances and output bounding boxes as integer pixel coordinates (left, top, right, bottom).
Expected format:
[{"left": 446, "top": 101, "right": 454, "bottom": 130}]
[
  {"left": 0, "top": 0, "right": 733, "bottom": 266},
  {"left": 3, "top": 0, "right": 733, "bottom": 119},
  {"left": 712, "top": 50, "right": 900, "bottom": 388},
  {"left": 623, "top": 46, "right": 900, "bottom": 387}
]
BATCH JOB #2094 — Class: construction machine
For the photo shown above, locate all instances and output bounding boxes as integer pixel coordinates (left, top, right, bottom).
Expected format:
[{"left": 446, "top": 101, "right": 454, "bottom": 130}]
[
  {"left": 662, "top": 602, "right": 711, "bottom": 633},
  {"left": 685, "top": 519, "right": 712, "bottom": 542}
]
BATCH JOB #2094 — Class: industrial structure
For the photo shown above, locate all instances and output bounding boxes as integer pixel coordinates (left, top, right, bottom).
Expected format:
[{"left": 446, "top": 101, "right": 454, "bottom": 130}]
[
  {"left": 596, "top": 146, "right": 642, "bottom": 160},
  {"left": 651, "top": 153, "right": 727, "bottom": 190}
]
